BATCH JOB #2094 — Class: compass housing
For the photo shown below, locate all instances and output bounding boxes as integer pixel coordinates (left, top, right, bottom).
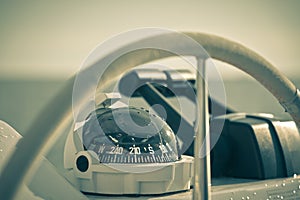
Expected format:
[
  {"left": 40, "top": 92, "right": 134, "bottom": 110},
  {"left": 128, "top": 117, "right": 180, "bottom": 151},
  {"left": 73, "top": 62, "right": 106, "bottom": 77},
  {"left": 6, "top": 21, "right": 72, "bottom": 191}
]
[{"left": 65, "top": 106, "right": 193, "bottom": 195}]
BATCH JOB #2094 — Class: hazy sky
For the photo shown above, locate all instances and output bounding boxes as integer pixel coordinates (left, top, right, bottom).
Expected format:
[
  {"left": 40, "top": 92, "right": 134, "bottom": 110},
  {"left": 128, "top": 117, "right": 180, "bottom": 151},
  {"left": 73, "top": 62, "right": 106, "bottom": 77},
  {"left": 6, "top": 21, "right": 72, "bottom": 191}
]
[{"left": 0, "top": 1, "right": 300, "bottom": 80}]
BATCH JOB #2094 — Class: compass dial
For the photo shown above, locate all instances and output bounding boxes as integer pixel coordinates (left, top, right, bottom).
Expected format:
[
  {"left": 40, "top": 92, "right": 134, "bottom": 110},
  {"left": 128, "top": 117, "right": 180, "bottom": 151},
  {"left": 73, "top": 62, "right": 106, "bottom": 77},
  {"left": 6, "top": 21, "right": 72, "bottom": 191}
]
[{"left": 81, "top": 107, "right": 179, "bottom": 164}]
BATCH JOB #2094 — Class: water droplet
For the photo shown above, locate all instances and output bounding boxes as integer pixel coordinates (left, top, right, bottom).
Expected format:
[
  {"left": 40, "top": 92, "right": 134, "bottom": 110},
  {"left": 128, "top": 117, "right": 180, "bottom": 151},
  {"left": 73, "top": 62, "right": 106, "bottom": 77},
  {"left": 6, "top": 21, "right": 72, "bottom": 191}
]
[
  {"left": 0, "top": 149, "right": 3, "bottom": 152},
  {"left": 280, "top": 196, "right": 283, "bottom": 199},
  {"left": 276, "top": 184, "right": 279, "bottom": 187},
  {"left": 294, "top": 174, "right": 297, "bottom": 178},
  {"left": 0, "top": 134, "right": 8, "bottom": 138},
  {"left": 253, "top": 192, "right": 257, "bottom": 195},
  {"left": 282, "top": 183, "right": 286, "bottom": 187},
  {"left": 242, "top": 197, "right": 245, "bottom": 200},
  {"left": 246, "top": 196, "right": 250, "bottom": 200},
  {"left": 265, "top": 184, "right": 268, "bottom": 187},
  {"left": 293, "top": 190, "right": 296, "bottom": 194},
  {"left": 298, "top": 185, "right": 300, "bottom": 189}
]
